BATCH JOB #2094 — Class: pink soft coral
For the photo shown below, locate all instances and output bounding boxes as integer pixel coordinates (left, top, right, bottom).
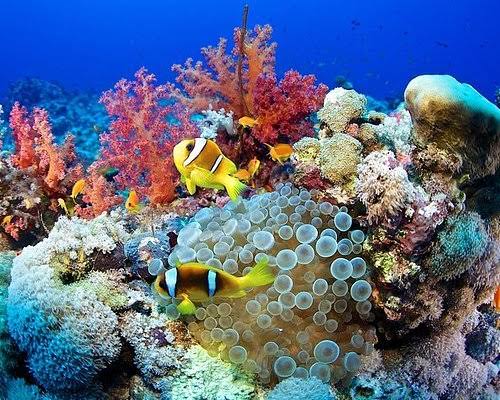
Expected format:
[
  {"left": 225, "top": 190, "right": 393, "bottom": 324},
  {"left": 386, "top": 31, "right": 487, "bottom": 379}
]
[
  {"left": 9, "top": 102, "right": 82, "bottom": 196},
  {"left": 171, "top": 25, "right": 327, "bottom": 145},
  {"left": 97, "top": 67, "right": 198, "bottom": 205},
  {"left": 253, "top": 71, "right": 327, "bottom": 143}
]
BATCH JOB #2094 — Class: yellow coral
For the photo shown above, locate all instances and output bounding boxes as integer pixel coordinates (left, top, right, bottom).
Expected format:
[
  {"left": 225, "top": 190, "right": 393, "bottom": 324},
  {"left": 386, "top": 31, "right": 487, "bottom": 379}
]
[{"left": 319, "top": 134, "right": 362, "bottom": 186}]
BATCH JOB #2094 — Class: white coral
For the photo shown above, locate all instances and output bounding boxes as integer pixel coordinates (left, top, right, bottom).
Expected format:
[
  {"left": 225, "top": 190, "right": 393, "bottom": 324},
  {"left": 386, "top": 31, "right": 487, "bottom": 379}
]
[
  {"left": 373, "top": 106, "right": 413, "bottom": 154},
  {"left": 197, "top": 107, "right": 235, "bottom": 139},
  {"left": 356, "top": 150, "right": 416, "bottom": 225}
]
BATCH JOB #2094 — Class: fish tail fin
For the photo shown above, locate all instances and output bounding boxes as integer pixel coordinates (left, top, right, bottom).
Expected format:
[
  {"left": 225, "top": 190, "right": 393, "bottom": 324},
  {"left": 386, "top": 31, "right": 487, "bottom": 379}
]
[
  {"left": 239, "top": 258, "right": 275, "bottom": 289},
  {"left": 221, "top": 175, "right": 247, "bottom": 202}
]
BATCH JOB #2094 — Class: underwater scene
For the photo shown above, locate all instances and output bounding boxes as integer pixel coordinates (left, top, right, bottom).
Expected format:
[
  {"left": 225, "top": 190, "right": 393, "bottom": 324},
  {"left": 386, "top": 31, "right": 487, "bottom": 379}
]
[{"left": 0, "top": 0, "right": 499, "bottom": 399}]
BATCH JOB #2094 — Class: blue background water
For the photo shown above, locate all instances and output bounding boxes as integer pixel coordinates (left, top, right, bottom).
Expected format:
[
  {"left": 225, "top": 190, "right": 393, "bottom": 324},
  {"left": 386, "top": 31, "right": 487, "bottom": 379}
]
[{"left": 1, "top": 0, "right": 499, "bottom": 101}]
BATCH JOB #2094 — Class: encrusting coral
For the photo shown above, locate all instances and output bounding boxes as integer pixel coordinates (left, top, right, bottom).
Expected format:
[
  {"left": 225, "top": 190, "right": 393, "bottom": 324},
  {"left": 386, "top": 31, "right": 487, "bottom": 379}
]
[{"left": 267, "top": 376, "right": 335, "bottom": 400}]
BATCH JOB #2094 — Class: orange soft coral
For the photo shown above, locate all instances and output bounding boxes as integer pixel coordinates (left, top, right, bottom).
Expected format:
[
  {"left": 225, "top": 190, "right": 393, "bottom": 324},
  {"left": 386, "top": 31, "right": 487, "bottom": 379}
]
[
  {"left": 9, "top": 102, "right": 82, "bottom": 197},
  {"left": 171, "top": 25, "right": 276, "bottom": 118}
]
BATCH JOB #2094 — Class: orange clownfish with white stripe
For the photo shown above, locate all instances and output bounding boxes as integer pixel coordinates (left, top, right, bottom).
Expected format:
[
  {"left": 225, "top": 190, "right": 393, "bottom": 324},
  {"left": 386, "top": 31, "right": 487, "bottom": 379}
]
[
  {"left": 154, "top": 258, "right": 275, "bottom": 315},
  {"left": 173, "top": 138, "right": 247, "bottom": 201}
]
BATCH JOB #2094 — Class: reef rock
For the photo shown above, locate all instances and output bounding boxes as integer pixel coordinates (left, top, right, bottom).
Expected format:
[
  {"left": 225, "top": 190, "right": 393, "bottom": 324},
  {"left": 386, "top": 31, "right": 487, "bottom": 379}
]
[{"left": 404, "top": 75, "right": 500, "bottom": 179}]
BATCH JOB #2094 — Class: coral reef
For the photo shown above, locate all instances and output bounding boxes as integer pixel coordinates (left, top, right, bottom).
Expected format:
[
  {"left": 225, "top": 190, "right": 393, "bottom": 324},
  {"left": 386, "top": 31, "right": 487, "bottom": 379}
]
[
  {"left": 426, "top": 211, "right": 489, "bottom": 280},
  {"left": 170, "top": 23, "right": 327, "bottom": 164},
  {"left": 356, "top": 150, "right": 416, "bottom": 226},
  {"left": 164, "top": 345, "right": 255, "bottom": 400}
]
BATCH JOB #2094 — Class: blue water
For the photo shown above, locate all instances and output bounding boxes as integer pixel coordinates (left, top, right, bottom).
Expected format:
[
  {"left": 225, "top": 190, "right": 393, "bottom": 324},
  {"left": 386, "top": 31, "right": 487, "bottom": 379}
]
[{"left": 1, "top": 0, "right": 499, "bottom": 100}]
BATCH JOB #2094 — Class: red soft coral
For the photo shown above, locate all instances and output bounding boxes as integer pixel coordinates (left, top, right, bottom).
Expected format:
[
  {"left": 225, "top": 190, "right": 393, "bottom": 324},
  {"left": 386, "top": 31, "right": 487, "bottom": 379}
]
[
  {"left": 253, "top": 71, "right": 328, "bottom": 143},
  {"left": 170, "top": 24, "right": 327, "bottom": 147},
  {"left": 97, "top": 67, "right": 198, "bottom": 205},
  {"left": 9, "top": 102, "right": 82, "bottom": 196}
]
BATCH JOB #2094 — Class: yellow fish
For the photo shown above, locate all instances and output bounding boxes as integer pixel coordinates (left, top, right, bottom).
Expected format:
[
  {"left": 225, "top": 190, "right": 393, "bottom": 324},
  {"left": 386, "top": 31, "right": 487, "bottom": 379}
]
[
  {"left": 1, "top": 215, "right": 13, "bottom": 226},
  {"left": 247, "top": 157, "right": 261, "bottom": 178},
  {"left": 233, "top": 169, "right": 251, "bottom": 182},
  {"left": 265, "top": 143, "right": 293, "bottom": 165},
  {"left": 71, "top": 179, "right": 86, "bottom": 200},
  {"left": 173, "top": 138, "right": 246, "bottom": 201},
  {"left": 57, "top": 198, "right": 69, "bottom": 215},
  {"left": 126, "top": 190, "right": 141, "bottom": 213},
  {"left": 238, "top": 116, "right": 259, "bottom": 128},
  {"left": 154, "top": 258, "right": 275, "bottom": 315}
]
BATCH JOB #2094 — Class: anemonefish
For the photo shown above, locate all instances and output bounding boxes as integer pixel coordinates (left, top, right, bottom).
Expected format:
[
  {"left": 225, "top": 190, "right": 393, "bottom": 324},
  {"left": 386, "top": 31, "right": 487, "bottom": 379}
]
[
  {"left": 238, "top": 116, "right": 259, "bottom": 129},
  {"left": 154, "top": 258, "right": 275, "bottom": 315},
  {"left": 264, "top": 143, "right": 293, "bottom": 165},
  {"left": 173, "top": 138, "right": 247, "bottom": 201}
]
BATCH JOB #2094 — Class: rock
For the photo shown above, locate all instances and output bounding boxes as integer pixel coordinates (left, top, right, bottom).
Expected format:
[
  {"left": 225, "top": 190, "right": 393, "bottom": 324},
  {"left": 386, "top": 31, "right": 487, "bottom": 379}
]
[{"left": 404, "top": 75, "right": 500, "bottom": 179}]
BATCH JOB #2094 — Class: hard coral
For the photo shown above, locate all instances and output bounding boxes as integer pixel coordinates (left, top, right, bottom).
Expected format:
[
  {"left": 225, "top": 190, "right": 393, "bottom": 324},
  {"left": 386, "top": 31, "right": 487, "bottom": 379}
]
[
  {"left": 164, "top": 345, "right": 255, "bottom": 400},
  {"left": 267, "top": 377, "right": 334, "bottom": 400},
  {"left": 318, "top": 134, "right": 362, "bottom": 186},
  {"left": 426, "top": 211, "right": 488, "bottom": 280},
  {"left": 318, "top": 88, "right": 367, "bottom": 136},
  {"left": 98, "top": 68, "right": 198, "bottom": 205}
]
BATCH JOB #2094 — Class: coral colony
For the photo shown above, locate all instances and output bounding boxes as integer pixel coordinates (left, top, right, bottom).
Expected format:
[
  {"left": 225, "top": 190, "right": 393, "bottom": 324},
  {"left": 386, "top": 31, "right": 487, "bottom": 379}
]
[{"left": 0, "top": 13, "right": 499, "bottom": 400}]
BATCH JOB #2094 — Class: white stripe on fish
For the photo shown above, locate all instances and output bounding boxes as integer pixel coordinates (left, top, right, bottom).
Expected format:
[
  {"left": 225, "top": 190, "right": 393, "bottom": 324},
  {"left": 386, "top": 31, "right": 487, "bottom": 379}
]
[{"left": 184, "top": 138, "right": 207, "bottom": 167}]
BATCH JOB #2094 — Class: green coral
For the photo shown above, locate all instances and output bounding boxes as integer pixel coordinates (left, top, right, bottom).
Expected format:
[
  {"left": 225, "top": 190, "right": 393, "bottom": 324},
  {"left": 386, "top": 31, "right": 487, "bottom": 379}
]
[
  {"left": 428, "top": 211, "right": 488, "bottom": 280},
  {"left": 166, "top": 346, "right": 255, "bottom": 400},
  {"left": 373, "top": 252, "right": 396, "bottom": 281},
  {"left": 292, "top": 137, "right": 321, "bottom": 162}
]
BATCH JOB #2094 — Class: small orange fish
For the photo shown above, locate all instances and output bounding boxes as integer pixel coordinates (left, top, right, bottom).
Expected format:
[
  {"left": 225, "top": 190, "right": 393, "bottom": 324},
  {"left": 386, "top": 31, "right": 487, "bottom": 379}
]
[
  {"left": 1, "top": 215, "right": 13, "bottom": 226},
  {"left": 247, "top": 157, "right": 261, "bottom": 178},
  {"left": 265, "top": 143, "right": 293, "bottom": 165},
  {"left": 126, "top": 190, "right": 141, "bottom": 213},
  {"left": 494, "top": 286, "right": 500, "bottom": 312},
  {"left": 57, "top": 198, "right": 69, "bottom": 215},
  {"left": 233, "top": 169, "right": 251, "bottom": 182},
  {"left": 238, "top": 116, "right": 259, "bottom": 128},
  {"left": 71, "top": 179, "right": 86, "bottom": 200}
]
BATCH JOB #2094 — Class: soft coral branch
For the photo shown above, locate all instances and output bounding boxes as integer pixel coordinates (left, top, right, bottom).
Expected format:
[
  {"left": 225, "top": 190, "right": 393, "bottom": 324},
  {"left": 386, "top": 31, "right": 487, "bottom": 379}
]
[
  {"left": 9, "top": 102, "right": 82, "bottom": 196},
  {"left": 170, "top": 24, "right": 327, "bottom": 147},
  {"left": 97, "top": 67, "right": 198, "bottom": 205}
]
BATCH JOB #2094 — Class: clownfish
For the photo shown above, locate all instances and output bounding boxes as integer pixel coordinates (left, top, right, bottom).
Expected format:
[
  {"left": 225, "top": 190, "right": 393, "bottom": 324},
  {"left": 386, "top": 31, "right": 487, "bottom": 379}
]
[
  {"left": 154, "top": 258, "right": 275, "bottom": 315},
  {"left": 173, "top": 138, "right": 247, "bottom": 201}
]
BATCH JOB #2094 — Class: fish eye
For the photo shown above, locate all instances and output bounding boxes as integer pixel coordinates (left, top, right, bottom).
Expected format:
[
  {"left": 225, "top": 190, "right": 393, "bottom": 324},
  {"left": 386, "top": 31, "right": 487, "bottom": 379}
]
[{"left": 186, "top": 143, "right": 194, "bottom": 151}]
